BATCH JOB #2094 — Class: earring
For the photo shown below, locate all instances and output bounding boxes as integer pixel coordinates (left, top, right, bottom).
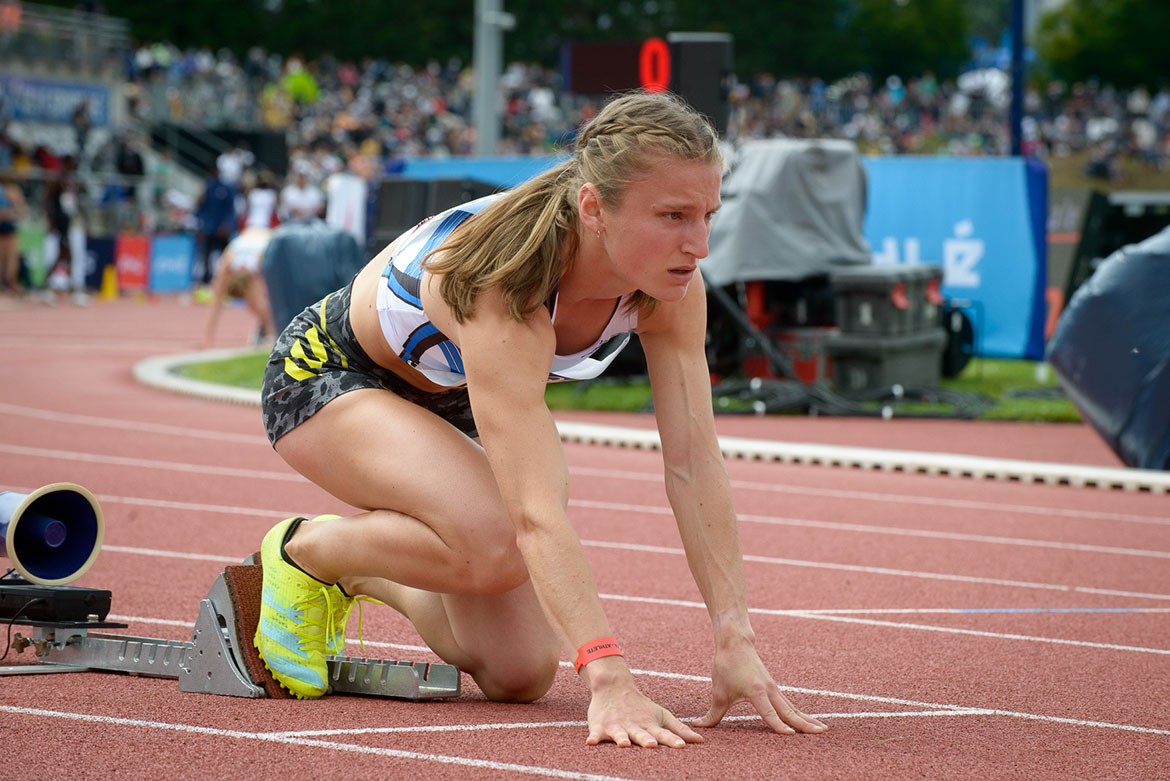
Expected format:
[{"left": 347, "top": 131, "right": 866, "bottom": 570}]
[{"left": 596, "top": 229, "right": 602, "bottom": 239}]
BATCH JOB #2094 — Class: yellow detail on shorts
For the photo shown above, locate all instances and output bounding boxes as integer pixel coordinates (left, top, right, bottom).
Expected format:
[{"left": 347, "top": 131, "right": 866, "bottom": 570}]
[
  {"left": 305, "top": 327, "right": 329, "bottom": 364},
  {"left": 317, "top": 294, "right": 349, "bottom": 369},
  {"left": 289, "top": 327, "right": 327, "bottom": 369},
  {"left": 284, "top": 357, "right": 316, "bottom": 381}
]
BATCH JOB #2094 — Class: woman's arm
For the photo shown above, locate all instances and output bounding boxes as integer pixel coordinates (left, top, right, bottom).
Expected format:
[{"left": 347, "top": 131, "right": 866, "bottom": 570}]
[
  {"left": 456, "top": 286, "right": 702, "bottom": 748},
  {"left": 638, "top": 270, "right": 827, "bottom": 735}
]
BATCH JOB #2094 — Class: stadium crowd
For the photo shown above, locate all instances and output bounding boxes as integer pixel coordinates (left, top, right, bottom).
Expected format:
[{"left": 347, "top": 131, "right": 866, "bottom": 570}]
[
  {"left": 2, "top": 39, "right": 1168, "bottom": 300},
  {"left": 117, "top": 41, "right": 1170, "bottom": 174}
]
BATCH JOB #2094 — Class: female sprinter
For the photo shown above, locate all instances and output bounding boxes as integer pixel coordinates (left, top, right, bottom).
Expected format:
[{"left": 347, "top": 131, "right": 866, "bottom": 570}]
[{"left": 255, "top": 91, "right": 827, "bottom": 748}]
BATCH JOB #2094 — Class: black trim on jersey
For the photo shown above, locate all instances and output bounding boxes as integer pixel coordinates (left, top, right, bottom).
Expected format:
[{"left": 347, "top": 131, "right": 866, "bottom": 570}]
[
  {"left": 400, "top": 324, "right": 450, "bottom": 366},
  {"left": 389, "top": 263, "right": 422, "bottom": 304},
  {"left": 589, "top": 332, "right": 631, "bottom": 362}
]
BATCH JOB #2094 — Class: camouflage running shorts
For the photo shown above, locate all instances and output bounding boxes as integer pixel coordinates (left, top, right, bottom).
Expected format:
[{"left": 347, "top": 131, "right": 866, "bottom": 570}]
[{"left": 261, "top": 279, "right": 478, "bottom": 445}]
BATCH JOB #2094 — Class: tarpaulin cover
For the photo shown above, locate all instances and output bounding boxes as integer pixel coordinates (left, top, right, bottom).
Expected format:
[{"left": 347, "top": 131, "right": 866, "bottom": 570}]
[
  {"left": 1048, "top": 225, "right": 1170, "bottom": 470},
  {"left": 261, "top": 219, "right": 365, "bottom": 333},
  {"left": 703, "top": 138, "right": 871, "bottom": 288}
]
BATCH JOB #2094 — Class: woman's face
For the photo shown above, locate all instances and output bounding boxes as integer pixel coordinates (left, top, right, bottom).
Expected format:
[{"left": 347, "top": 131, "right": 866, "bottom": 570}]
[{"left": 598, "top": 154, "right": 722, "bottom": 303}]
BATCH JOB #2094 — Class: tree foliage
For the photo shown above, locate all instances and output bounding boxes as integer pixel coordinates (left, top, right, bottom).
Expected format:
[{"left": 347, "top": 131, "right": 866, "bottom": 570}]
[
  {"left": 55, "top": 0, "right": 988, "bottom": 82},
  {"left": 1035, "top": 0, "right": 1170, "bottom": 88}
]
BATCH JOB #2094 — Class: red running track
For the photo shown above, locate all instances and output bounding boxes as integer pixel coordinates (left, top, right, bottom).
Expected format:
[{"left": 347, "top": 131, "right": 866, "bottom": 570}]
[{"left": 2, "top": 294, "right": 1168, "bottom": 779}]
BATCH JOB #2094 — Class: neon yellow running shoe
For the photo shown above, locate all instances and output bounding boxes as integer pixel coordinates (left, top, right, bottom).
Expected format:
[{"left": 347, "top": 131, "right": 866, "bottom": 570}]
[{"left": 254, "top": 516, "right": 349, "bottom": 699}]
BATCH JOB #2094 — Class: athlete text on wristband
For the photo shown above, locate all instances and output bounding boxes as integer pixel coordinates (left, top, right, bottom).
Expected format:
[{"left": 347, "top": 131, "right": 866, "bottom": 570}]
[{"left": 574, "top": 637, "right": 623, "bottom": 673}]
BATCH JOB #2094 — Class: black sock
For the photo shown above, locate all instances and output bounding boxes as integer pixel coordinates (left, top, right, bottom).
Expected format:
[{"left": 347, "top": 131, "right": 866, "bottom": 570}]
[{"left": 280, "top": 517, "right": 332, "bottom": 585}]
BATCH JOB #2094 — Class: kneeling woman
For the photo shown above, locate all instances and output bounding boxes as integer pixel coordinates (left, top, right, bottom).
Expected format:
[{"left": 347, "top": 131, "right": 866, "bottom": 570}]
[{"left": 256, "top": 91, "right": 827, "bottom": 748}]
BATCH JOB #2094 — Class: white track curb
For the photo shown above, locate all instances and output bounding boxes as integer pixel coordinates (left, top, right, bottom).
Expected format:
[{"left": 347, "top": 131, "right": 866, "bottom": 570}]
[{"left": 135, "top": 350, "right": 1170, "bottom": 495}]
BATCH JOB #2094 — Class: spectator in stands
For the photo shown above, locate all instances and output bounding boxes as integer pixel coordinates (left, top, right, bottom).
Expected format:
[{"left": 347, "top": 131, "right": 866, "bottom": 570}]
[
  {"left": 0, "top": 172, "right": 28, "bottom": 294},
  {"left": 71, "top": 101, "right": 91, "bottom": 166},
  {"left": 217, "top": 143, "right": 254, "bottom": 188},
  {"left": 194, "top": 161, "right": 237, "bottom": 286},
  {"left": 278, "top": 163, "right": 324, "bottom": 222},
  {"left": 200, "top": 225, "right": 275, "bottom": 349},
  {"left": 42, "top": 162, "right": 89, "bottom": 305},
  {"left": 323, "top": 152, "right": 371, "bottom": 250},
  {"left": 244, "top": 169, "right": 279, "bottom": 229}
]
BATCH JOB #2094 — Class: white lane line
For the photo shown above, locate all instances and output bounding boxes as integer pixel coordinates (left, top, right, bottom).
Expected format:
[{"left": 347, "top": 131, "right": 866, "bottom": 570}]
[
  {"left": 72, "top": 510, "right": 1169, "bottom": 604},
  {"left": 0, "top": 444, "right": 302, "bottom": 481},
  {"left": 771, "top": 607, "right": 1170, "bottom": 615},
  {"left": 572, "top": 498, "right": 1170, "bottom": 559},
  {"left": 5, "top": 442, "right": 1167, "bottom": 559},
  {"left": 4, "top": 430, "right": 1167, "bottom": 527},
  {"left": 783, "top": 612, "right": 1170, "bottom": 655},
  {"left": 102, "top": 545, "right": 243, "bottom": 563},
  {"left": 584, "top": 539, "right": 1170, "bottom": 601},
  {"left": 7, "top": 400, "right": 1169, "bottom": 516},
  {"left": 0, "top": 487, "right": 305, "bottom": 520},
  {"left": 13, "top": 484, "right": 1167, "bottom": 565},
  {"left": 0, "top": 706, "right": 634, "bottom": 781},
  {"left": 0, "top": 402, "right": 267, "bottom": 445},
  {"left": 595, "top": 594, "right": 1170, "bottom": 655},
  {"left": 264, "top": 711, "right": 985, "bottom": 739},
  {"left": 58, "top": 619, "right": 1170, "bottom": 739},
  {"left": 93, "top": 532, "right": 1170, "bottom": 604},
  {"left": 571, "top": 466, "right": 1170, "bottom": 526}
]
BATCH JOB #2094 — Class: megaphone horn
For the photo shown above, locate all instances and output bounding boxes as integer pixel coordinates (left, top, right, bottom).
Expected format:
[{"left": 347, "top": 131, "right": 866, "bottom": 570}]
[{"left": 0, "top": 482, "right": 104, "bottom": 585}]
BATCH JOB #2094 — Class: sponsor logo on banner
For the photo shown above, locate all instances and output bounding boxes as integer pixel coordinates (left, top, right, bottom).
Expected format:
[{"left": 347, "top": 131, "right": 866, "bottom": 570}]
[
  {"left": 861, "top": 157, "right": 1048, "bottom": 359},
  {"left": 148, "top": 234, "right": 195, "bottom": 293},
  {"left": 115, "top": 234, "right": 150, "bottom": 292}
]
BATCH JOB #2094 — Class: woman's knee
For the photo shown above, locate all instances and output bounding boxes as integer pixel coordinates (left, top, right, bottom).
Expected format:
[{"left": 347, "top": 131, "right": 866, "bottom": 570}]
[{"left": 474, "top": 650, "right": 560, "bottom": 703}]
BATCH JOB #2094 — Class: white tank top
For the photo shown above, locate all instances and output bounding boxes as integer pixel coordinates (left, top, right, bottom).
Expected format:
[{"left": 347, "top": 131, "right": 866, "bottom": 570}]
[{"left": 375, "top": 194, "right": 638, "bottom": 388}]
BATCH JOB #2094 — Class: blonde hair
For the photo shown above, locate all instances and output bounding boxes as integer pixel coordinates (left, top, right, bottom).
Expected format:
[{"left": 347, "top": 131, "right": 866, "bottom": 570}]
[{"left": 427, "top": 90, "right": 722, "bottom": 323}]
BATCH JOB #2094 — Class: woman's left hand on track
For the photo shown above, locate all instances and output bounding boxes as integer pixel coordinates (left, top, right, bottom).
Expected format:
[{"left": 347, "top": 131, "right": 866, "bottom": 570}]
[{"left": 693, "top": 643, "right": 828, "bottom": 735}]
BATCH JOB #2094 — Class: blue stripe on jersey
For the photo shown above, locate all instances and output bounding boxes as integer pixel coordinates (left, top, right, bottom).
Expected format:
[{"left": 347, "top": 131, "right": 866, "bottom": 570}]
[
  {"left": 439, "top": 340, "right": 465, "bottom": 374},
  {"left": 406, "top": 209, "right": 475, "bottom": 279},
  {"left": 386, "top": 263, "right": 422, "bottom": 308},
  {"left": 402, "top": 322, "right": 441, "bottom": 360}
]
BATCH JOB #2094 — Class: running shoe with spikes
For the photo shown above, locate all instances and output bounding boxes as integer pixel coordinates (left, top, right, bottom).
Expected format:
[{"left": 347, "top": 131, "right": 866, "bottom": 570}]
[{"left": 254, "top": 515, "right": 349, "bottom": 699}]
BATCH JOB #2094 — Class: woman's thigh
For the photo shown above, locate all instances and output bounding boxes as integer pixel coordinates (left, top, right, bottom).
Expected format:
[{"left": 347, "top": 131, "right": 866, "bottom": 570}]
[{"left": 275, "top": 387, "right": 513, "bottom": 552}]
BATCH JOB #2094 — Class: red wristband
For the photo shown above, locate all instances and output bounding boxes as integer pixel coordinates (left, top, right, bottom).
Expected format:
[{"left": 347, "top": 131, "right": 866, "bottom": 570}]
[{"left": 574, "top": 637, "right": 622, "bottom": 673}]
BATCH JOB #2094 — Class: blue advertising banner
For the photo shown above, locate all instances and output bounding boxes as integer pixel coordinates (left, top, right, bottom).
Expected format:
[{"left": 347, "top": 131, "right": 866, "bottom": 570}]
[
  {"left": 148, "top": 234, "right": 195, "bottom": 293},
  {"left": 84, "top": 236, "right": 116, "bottom": 291},
  {"left": 0, "top": 74, "right": 112, "bottom": 127},
  {"left": 399, "top": 155, "right": 563, "bottom": 188},
  {"left": 861, "top": 157, "right": 1048, "bottom": 359}
]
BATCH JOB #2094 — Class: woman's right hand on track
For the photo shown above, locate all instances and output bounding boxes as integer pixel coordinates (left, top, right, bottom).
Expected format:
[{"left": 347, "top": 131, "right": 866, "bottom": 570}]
[{"left": 583, "top": 657, "right": 703, "bottom": 748}]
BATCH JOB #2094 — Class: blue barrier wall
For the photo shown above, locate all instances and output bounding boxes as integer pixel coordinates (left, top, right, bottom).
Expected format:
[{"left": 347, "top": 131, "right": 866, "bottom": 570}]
[
  {"left": 861, "top": 156, "right": 1048, "bottom": 359},
  {"left": 389, "top": 154, "right": 1050, "bottom": 359},
  {"left": 399, "top": 155, "right": 564, "bottom": 188}
]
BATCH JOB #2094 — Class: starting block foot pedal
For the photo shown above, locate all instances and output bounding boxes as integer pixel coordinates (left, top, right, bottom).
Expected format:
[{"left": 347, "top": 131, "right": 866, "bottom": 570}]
[{"left": 185, "top": 560, "right": 461, "bottom": 700}]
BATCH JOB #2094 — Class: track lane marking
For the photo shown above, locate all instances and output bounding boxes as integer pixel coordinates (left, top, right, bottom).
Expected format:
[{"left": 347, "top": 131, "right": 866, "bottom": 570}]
[
  {"left": 584, "top": 539, "right": 1170, "bottom": 601},
  {"left": 0, "top": 402, "right": 266, "bottom": 445},
  {"left": 573, "top": 498, "right": 1170, "bottom": 559},
  {"left": 91, "top": 536, "right": 1170, "bottom": 603},
  {"left": 0, "top": 706, "right": 634, "bottom": 780},
  {"left": 3, "top": 472, "right": 1167, "bottom": 562},
  {"left": 571, "top": 466, "right": 1170, "bottom": 526},
  {"left": 3, "top": 408, "right": 1167, "bottom": 524}
]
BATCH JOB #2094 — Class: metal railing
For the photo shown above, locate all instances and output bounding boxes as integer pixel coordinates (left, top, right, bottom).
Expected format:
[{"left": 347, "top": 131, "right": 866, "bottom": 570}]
[{"left": 0, "top": 1, "right": 128, "bottom": 77}]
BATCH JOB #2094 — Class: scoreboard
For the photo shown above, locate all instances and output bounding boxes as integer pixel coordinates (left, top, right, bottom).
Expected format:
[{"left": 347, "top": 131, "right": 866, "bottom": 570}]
[{"left": 561, "top": 33, "right": 733, "bottom": 134}]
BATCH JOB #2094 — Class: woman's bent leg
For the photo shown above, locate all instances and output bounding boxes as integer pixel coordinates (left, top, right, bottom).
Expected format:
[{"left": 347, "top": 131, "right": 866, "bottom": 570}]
[{"left": 274, "top": 387, "right": 560, "bottom": 702}]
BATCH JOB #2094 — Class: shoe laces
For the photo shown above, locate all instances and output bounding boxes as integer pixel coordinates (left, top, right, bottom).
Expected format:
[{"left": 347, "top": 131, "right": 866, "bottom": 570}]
[
  {"left": 334, "top": 596, "right": 384, "bottom": 656},
  {"left": 291, "top": 584, "right": 342, "bottom": 655}
]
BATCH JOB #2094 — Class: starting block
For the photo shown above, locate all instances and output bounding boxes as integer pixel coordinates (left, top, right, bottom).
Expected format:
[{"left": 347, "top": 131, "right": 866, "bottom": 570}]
[{"left": 0, "top": 557, "right": 461, "bottom": 700}]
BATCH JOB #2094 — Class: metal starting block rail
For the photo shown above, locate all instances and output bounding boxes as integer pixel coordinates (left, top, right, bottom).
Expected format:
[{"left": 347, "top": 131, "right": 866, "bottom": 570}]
[{"left": 0, "top": 567, "right": 461, "bottom": 701}]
